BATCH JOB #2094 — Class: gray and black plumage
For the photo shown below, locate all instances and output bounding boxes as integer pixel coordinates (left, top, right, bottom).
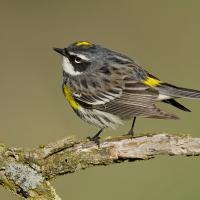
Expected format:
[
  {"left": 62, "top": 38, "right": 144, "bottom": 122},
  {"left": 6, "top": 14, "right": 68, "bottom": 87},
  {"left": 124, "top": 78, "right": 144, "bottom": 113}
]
[{"left": 54, "top": 41, "right": 200, "bottom": 141}]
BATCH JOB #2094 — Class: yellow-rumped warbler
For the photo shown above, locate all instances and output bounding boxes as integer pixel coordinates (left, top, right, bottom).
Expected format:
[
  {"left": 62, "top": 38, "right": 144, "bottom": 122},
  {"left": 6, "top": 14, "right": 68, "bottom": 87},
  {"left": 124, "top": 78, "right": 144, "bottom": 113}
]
[{"left": 54, "top": 41, "right": 200, "bottom": 143}]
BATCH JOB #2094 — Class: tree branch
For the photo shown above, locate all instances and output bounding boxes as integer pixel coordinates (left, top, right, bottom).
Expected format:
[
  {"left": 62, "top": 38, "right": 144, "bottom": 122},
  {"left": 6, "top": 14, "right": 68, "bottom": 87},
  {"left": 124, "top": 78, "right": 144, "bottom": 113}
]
[{"left": 1, "top": 133, "right": 200, "bottom": 199}]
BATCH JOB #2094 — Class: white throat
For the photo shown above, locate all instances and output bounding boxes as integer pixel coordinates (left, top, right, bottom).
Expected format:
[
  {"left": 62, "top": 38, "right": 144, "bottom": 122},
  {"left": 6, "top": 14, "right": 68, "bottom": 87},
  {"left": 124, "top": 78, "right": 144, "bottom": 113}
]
[{"left": 62, "top": 56, "right": 82, "bottom": 76}]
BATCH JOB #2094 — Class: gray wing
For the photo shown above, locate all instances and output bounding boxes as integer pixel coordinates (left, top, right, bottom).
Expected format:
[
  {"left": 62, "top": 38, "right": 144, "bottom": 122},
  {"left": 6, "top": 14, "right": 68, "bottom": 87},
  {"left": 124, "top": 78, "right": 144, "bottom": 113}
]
[
  {"left": 97, "top": 87, "right": 178, "bottom": 119},
  {"left": 70, "top": 64, "right": 178, "bottom": 119}
]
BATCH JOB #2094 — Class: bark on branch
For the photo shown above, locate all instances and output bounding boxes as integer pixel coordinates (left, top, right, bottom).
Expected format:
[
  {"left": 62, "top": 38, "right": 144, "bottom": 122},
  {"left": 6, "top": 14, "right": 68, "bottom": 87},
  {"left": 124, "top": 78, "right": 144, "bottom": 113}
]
[{"left": 0, "top": 133, "right": 200, "bottom": 199}]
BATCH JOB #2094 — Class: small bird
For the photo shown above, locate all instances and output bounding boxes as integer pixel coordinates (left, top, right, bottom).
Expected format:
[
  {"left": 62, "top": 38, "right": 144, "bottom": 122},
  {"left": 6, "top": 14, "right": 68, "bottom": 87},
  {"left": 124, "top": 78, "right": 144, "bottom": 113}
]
[{"left": 54, "top": 41, "right": 200, "bottom": 144}]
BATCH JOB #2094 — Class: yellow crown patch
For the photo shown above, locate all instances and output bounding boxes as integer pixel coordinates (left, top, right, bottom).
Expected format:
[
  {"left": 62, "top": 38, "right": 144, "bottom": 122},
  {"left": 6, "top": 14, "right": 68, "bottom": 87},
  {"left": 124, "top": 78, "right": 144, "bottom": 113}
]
[{"left": 76, "top": 41, "right": 92, "bottom": 47}]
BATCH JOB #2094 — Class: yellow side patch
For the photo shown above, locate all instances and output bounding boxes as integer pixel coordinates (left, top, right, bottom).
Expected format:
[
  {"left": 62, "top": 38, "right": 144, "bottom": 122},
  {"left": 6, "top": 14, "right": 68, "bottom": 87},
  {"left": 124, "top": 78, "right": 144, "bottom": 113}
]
[
  {"left": 63, "top": 85, "right": 80, "bottom": 110},
  {"left": 76, "top": 41, "right": 92, "bottom": 47},
  {"left": 143, "top": 77, "right": 162, "bottom": 87}
]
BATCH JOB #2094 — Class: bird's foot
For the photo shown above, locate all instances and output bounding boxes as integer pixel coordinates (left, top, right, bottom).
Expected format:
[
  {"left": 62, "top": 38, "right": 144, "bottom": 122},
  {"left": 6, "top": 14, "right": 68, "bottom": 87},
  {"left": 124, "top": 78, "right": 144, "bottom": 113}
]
[
  {"left": 87, "top": 128, "right": 103, "bottom": 146},
  {"left": 87, "top": 135, "right": 100, "bottom": 146},
  {"left": 123, "top": 129, "right": 135, "bottom": 138}
]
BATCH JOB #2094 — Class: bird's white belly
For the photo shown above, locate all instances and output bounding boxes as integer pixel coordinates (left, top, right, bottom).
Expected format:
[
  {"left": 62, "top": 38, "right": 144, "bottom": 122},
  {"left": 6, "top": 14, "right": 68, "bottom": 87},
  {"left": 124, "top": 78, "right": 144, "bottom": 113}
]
[{"left": 76, "top": 107, "right": 123, "bottom": 129}]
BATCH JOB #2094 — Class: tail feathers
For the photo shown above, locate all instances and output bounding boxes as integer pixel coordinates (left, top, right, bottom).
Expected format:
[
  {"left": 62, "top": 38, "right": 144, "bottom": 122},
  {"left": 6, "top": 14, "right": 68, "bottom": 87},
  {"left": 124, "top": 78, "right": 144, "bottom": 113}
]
[
  {"left": 160, "top": 83, "right": 200, "bottom": 99},
  {"left": 163, "top": 99, "right": 191, "bottom": 112}
]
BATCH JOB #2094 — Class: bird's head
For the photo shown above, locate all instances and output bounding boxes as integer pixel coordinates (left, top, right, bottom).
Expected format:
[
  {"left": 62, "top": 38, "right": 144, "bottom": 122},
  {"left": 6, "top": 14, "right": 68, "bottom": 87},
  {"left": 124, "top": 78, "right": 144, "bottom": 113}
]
[{"left": 53, "top": 41, "right": 133, "bottom": 76}]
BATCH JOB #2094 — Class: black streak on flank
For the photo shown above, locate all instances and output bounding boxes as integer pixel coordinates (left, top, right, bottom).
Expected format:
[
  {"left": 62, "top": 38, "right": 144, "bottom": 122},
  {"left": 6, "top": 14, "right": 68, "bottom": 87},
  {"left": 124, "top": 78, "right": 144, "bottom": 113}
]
[{"left": 81, "top": 79, "right": 88, "bottom": 89}]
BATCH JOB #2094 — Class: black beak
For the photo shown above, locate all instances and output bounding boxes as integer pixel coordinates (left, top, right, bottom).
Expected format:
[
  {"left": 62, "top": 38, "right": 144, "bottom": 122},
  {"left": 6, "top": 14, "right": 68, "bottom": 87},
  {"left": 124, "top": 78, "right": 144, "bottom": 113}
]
[{"left": 53, "top": 47, "right": 66, "bottom": 56}]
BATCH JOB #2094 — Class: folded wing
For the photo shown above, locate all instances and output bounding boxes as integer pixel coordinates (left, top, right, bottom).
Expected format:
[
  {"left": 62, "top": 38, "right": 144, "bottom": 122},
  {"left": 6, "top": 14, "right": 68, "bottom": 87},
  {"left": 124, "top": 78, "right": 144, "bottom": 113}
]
[{"left": 69, "top": 64, "right": 178, "bottom": 119}]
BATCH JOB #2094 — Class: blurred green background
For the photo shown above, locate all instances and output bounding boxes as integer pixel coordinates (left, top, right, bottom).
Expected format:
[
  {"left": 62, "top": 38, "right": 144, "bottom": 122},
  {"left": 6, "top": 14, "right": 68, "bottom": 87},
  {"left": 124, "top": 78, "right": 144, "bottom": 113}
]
[{"left": 0, "top": 0, "right": 200, "bottom": 199}]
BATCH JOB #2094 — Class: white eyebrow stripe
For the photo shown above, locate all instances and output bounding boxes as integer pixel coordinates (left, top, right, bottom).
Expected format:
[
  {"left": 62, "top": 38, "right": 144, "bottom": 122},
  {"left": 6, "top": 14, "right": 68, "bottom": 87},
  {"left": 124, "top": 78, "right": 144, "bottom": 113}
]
[{"left": 68, "top": 52, "right": 90, "bottom": 61}]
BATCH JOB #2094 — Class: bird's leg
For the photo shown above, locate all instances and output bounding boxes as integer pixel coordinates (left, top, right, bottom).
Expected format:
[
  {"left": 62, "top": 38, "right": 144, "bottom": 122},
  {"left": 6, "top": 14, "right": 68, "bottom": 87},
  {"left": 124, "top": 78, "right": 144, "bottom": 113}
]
[
  {"left": 127, "top": 117, "right": 136, "bottom": 136},
  {"left": 88, "top": 128, "right": 104, "bottom": 146}
]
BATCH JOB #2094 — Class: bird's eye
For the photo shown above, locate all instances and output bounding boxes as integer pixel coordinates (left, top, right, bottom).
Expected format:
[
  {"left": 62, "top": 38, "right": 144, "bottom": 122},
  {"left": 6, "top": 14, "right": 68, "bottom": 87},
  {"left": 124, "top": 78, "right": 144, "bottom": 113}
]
[{"left": 74, "top": 57, "right": 82, "bottom": 64}]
